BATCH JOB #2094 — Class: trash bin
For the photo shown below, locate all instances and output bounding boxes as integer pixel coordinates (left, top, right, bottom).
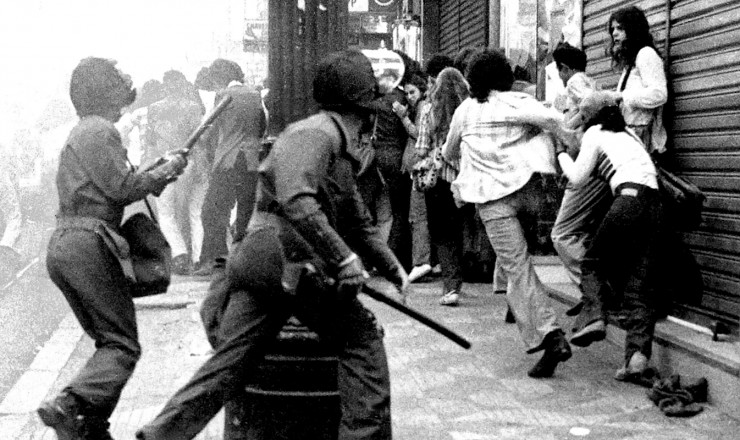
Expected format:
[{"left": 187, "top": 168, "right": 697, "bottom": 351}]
[{"left": 224, "top": 316, "right": 340, "bottom": 440}]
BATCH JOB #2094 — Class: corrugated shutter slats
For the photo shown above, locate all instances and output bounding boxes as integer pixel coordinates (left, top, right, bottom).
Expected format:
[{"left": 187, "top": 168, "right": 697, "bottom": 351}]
[{"left": 584, "top": 0, "right": 740, "bottom": 330}]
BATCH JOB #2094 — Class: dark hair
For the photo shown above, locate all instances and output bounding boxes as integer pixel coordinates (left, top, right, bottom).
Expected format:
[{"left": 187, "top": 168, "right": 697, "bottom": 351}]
[
  {"left": 607, "top": 6, "right": 658, "bottom": 68},
  {"left": 131, "top": 79, "right": 163, "bottom": 110},
  {"left": 406, "top": 73, "right": 428, "bottom": 95},
  {"left": 553, "top": 42, "right": 587, "bottom": 72},
  {"left": 430, "top": 67, "right": 469, "bottom": 143},
  {"left": 194, "top": 67, "right": 214, "bottom": 91},
  {"left": 453, "top": 46, "right": 482, "bottom": 76},
  {"left": 466, "top": 49, "right": 513, "bottom": 102},
  {"left": 584, "top": 105, "right": 626, "bottom": 133},
  {"left": 209, "top": 58, "right": 244, "bottom": 87},
  {"left": 424, "top": 53, "right": 454, "bottom": 79},
  {"left": 393, "top": 49, "right": 422, "bottom": 86}
]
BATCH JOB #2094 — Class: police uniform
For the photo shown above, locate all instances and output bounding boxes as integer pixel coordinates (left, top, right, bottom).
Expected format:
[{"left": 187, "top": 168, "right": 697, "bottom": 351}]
[
  {"left": 46, "top": 115, "right": 174, "bottom": 423},
  {"left": 138, "top": 107, "right": 402, "bottom": 440}
]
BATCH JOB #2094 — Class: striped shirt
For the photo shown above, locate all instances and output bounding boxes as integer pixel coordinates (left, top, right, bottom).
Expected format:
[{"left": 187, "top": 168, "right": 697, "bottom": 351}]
[
  {"left": 560, "top": 125, "right": 657, "bottom": 194},
  {"left": 414, "top": 101, "right": 459, "bottom": 183}
]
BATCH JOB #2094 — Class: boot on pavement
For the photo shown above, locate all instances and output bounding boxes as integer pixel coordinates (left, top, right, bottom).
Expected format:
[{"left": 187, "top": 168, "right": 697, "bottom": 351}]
[
  {"left": 528, "top": 329, "right": 572, "bottom": 378},
  {"left": 37, "top": 392, "right": 84, "bottom": 440},
  {"left": 80, "top": 417, "right": 115, "bottom": 440}
]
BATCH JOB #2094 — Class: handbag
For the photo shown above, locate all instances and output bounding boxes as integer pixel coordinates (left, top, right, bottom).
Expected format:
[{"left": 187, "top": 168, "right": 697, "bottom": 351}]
[
  {"left": 120, "top": 200, "right": 172, "bottom": 297},
  {"left": 411, "top": 156, "right": 439, "bottom": 191},
  {"left": 656, "top": 166, "right": 705, "bottom": 230}
]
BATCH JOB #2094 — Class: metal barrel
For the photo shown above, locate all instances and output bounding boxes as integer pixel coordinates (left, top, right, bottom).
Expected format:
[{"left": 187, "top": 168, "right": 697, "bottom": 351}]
[{"left": 224, "top": 316, "right": 340, "bottom": 440}]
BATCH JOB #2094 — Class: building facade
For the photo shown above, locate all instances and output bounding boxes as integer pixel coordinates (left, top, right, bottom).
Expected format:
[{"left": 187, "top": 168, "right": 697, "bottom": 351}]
[{"left": 420, "top": 0, "right": 740, "bottom": 335}]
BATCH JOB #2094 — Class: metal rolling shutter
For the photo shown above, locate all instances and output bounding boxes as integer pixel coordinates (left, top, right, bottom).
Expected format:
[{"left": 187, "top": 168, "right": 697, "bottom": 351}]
[
  {"left": 439, "top": 0, "right": 488, "bottom": 58},
  {"left": 583, "top": 0, "right": 740, "bottom": 332}
]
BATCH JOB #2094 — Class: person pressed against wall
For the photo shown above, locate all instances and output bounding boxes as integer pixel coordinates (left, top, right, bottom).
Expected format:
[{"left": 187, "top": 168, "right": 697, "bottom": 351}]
[{"left": 550, "top": 42, "right": 613, "bottom": 290}]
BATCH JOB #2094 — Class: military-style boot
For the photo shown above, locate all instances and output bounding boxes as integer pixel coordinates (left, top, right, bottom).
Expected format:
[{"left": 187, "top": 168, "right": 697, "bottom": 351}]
[
  {"left": 37, "top": 392, "right": 84, "bottom": 440},
  {"left": 528, "top": 329, "right": 572, "bottom": 378}
]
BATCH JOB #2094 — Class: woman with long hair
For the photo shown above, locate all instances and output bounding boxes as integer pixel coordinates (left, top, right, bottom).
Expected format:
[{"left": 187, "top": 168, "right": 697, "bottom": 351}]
[
  {"left": 395, "top": 73, "right": 435, "bottom": 282},
  {"left": 603, "top": 5, "right": 668, "bottom": 155},
  {"left": 414, "top": 66, "right": 469, "bottom": 305},
  {"left": 441, "top": 49, "right": 577, "bottom": 377}
]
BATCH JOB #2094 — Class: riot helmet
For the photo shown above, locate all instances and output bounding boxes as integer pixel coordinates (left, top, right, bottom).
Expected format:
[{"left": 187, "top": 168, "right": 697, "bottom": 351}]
[
  {"left": 69, "top": 57, "right": 136, "bottom": 119},
  {"left": 313, "top": 50, "right": 380, "bottom": 112}
]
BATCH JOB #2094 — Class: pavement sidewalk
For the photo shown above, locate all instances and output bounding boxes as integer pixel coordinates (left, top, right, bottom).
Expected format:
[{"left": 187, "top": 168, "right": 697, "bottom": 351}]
[{"left": 2, "top": 267, "right": 740, "bottom": 440}]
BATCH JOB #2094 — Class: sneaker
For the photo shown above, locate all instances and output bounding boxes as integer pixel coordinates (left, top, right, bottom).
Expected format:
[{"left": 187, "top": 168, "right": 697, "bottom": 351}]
[
  {"left": 172, "top": 254, "right": 192, "bottom": 276},
  {"left": 439, "top": 290, "right": 459, "bottom": 306},
  {"left": 615, "top": 351, "right": 649, "bottom": 381},
  {"left": 191, "top": 261, "right": 215, "bottom": 277},
  {"left": 528, "top": 329, "right": 572, "bottom": 378},
  {"left": 37, "top": 393, "right": 84, "bottom": 440},
  {"left": 569, "top": 319, "right": 606, "bottom": 347},
  {"left": 408, "top": 264, "right": 432, "bottom": 283}
]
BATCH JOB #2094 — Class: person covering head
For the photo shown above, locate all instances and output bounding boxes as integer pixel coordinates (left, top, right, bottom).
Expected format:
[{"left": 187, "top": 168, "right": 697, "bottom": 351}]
[
  {"left": 313, "top": 49, "right": 380, "bottom": 112},
  {"left": 69, "top": 57, "right": 136, "bottom": 119}
]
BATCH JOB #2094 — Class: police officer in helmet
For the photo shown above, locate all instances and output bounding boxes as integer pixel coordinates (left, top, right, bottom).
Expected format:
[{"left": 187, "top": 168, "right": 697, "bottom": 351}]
[
  {"left": 38, "top": 57, "right": 187, "bottom": 440},
  {"left": 137, "top": 49, "right": 409, "bottom": 440}
]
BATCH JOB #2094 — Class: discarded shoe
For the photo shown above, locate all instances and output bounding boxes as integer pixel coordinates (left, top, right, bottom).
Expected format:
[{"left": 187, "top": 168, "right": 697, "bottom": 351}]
[
  {"left": 528, "top": 329, "right": 572, "bottom": 378},
  {"left": 570, "top": 319, "right": 606, "bottom": 347},
  {"left": 408, "top": 264, "right": 432, "bottom": 283},
  {"left": 439, "top": 290, "right": 459, "bottom": 306},
  {"left": 37, "top": 392, "right": 84, "bottom": 440}
]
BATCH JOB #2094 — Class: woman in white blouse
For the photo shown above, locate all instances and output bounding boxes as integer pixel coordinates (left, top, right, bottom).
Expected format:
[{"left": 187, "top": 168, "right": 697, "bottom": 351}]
[{"left": 600, "top": 5, "right": 668, "bottom": 155}]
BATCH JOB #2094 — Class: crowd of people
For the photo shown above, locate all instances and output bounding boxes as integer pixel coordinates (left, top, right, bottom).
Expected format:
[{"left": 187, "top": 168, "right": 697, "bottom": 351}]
[{"left": 32, "top": 5, "right": 700, "bottom": 440}]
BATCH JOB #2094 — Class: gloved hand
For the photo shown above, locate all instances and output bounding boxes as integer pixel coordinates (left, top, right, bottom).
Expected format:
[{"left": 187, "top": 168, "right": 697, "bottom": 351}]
[{"left": 336, "top": 253, "right": 369, "bottom": 300}]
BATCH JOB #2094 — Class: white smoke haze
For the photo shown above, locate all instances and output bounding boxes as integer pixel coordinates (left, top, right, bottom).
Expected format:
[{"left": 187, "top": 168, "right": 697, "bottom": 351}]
[{"left": 0, "top": 0, "right": 255, "bottom": 159}]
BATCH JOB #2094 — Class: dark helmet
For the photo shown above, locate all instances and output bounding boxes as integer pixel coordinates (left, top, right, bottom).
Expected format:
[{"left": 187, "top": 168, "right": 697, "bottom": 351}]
[
  {"left": 69, "top": 57, "right": 137, "bottom": 117},
  {"left": 313, "top": 50, "right": 379, "bottom": 111}
]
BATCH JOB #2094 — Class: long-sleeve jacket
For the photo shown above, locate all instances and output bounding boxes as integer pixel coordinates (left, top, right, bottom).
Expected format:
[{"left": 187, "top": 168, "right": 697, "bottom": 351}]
[
  {"left": 251, "top": 110, "right": 401, "bottom": 280},
  {"left": 56, "top": 116, "right": 171, "bottom": 225},
  {"left": 614, "top": 47, "right": 668, "bottom": 154},
  {"left": 441, "top": 92, "right": 576, "bottom": 204},
  {"left": 208, "top": 83, "right": 266, "bottom": 173}
]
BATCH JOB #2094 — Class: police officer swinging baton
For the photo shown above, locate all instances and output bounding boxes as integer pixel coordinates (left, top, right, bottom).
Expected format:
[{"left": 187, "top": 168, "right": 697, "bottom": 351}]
[{"left": 362, "top": 282, "right": 472, "bottom": 350}]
